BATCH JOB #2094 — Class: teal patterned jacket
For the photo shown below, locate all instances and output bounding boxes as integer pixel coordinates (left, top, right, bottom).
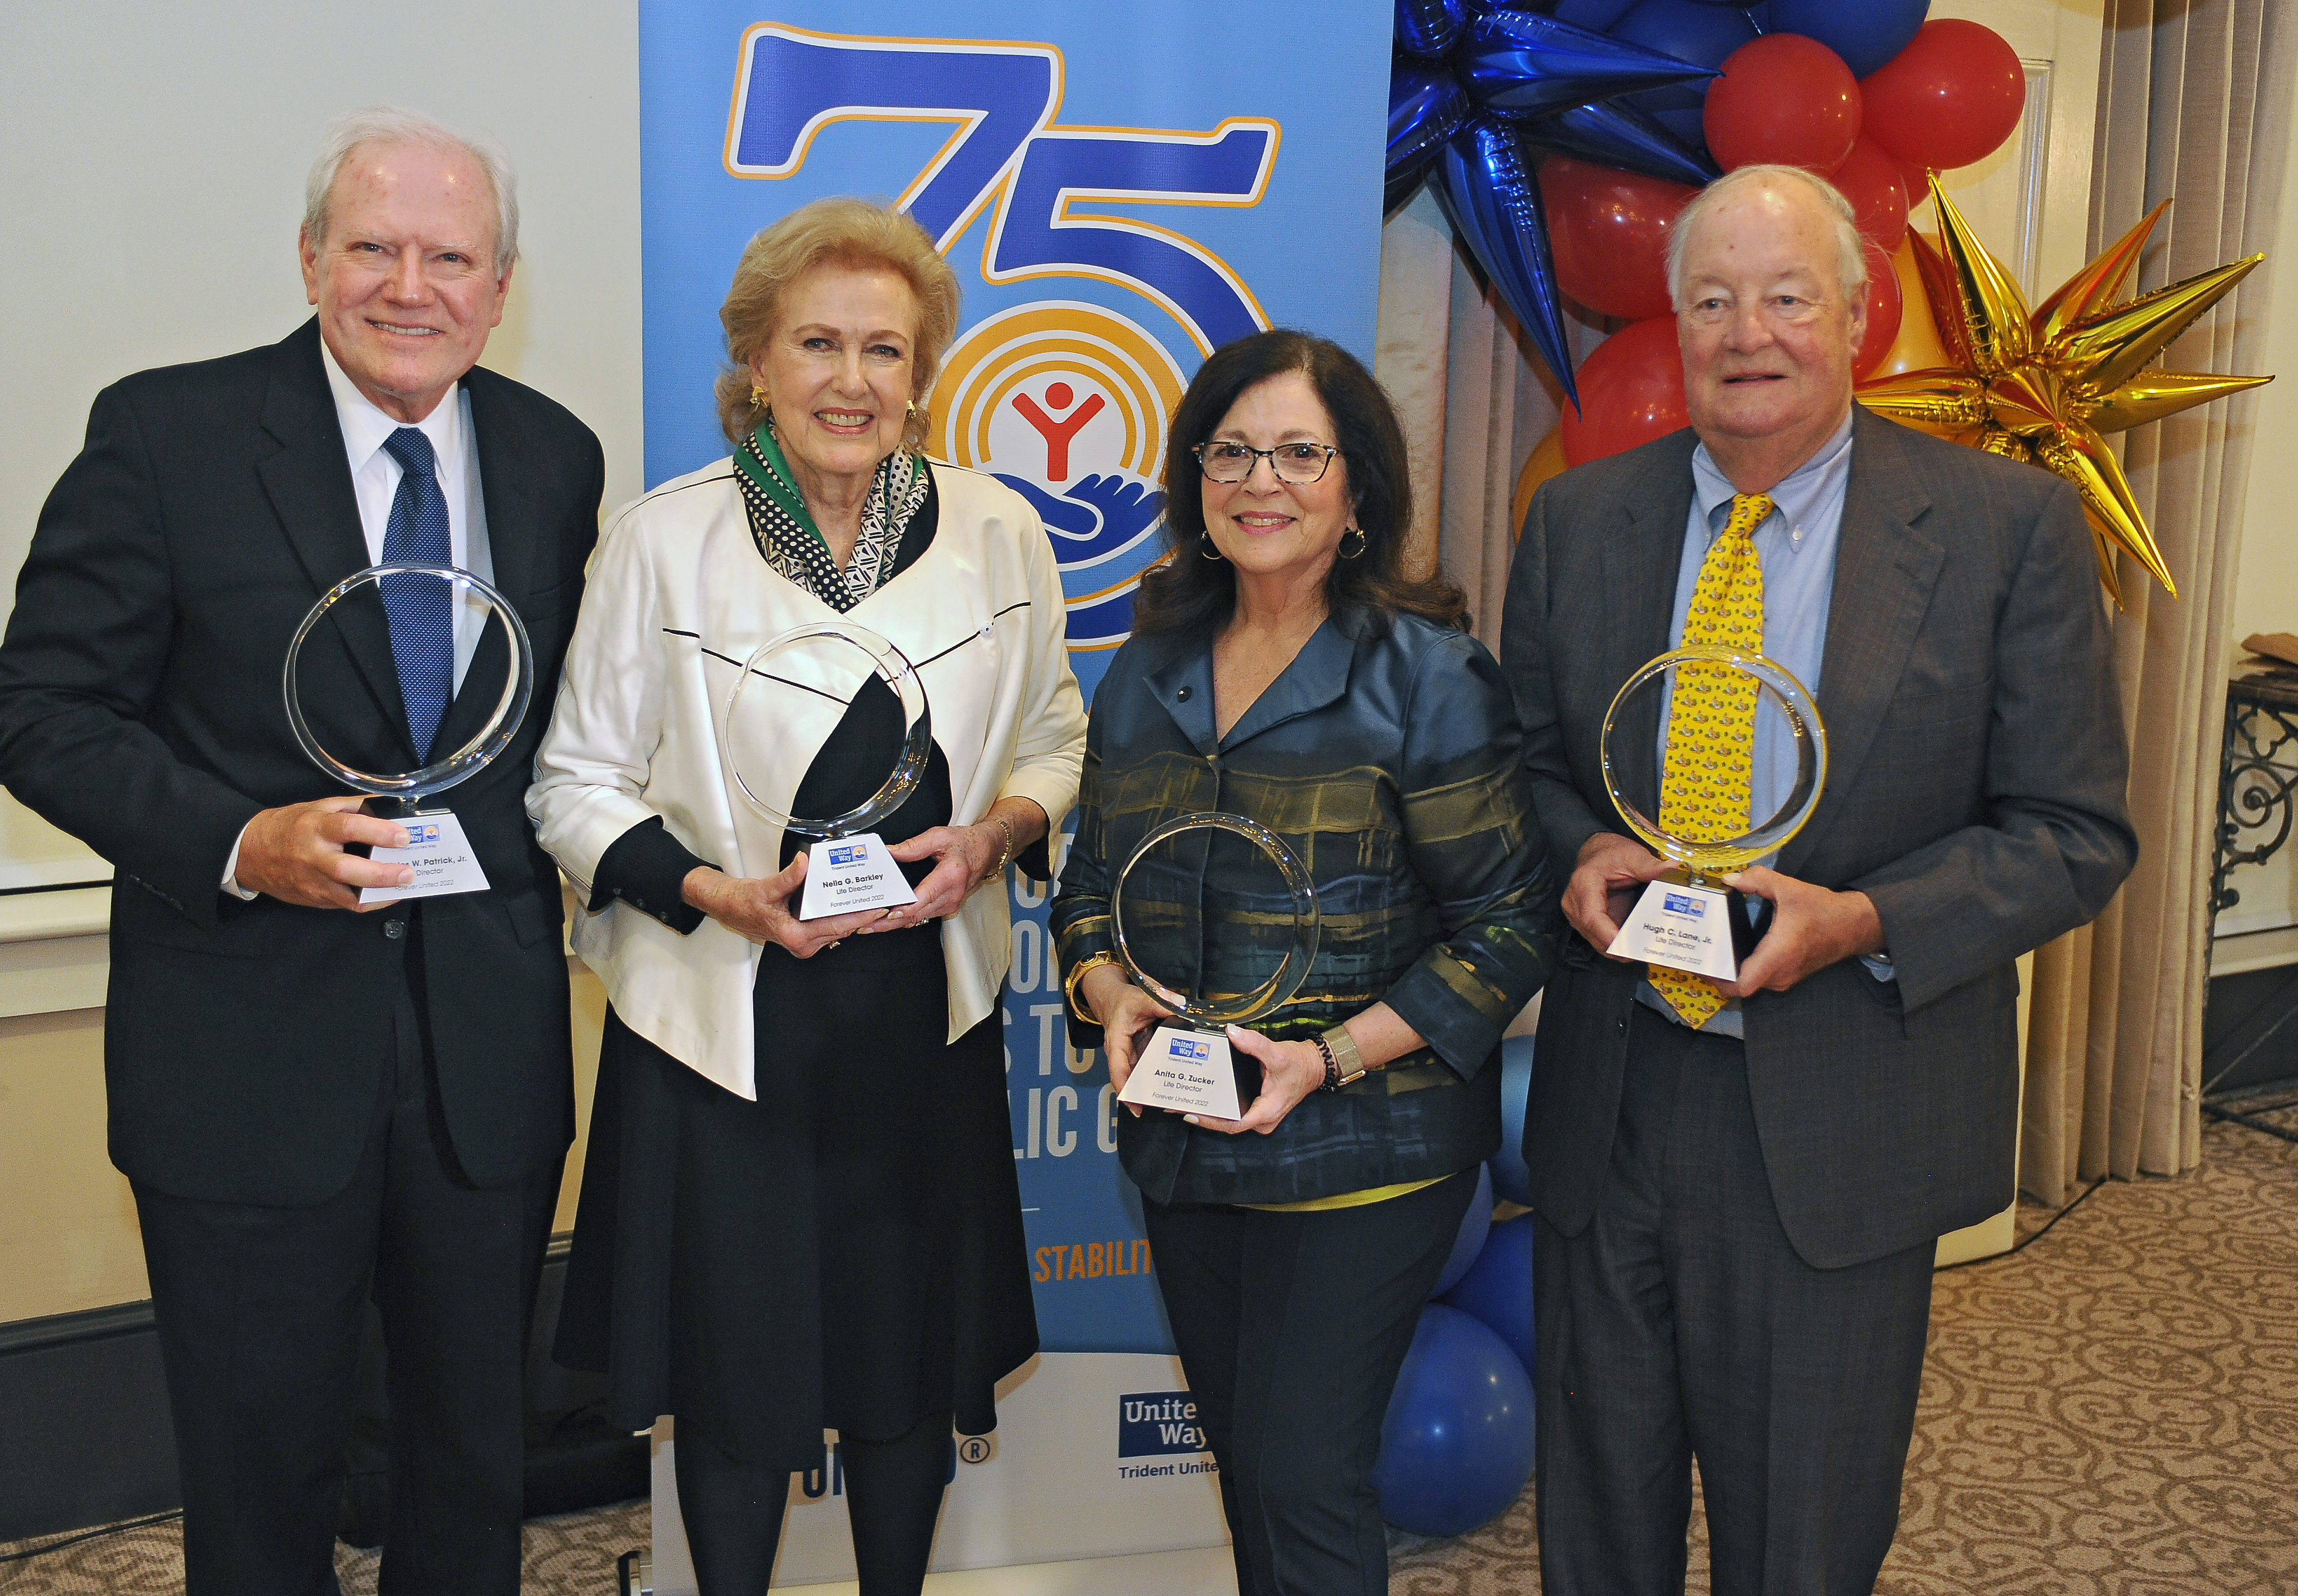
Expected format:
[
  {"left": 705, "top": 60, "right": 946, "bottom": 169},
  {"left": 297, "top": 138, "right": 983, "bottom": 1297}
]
[{"left": 1052, "top": 609, "right": 1559, "bottom": 1206}]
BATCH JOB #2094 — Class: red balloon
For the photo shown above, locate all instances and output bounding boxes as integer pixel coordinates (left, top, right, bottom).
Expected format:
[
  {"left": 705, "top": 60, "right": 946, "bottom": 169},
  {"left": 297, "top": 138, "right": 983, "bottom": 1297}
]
[
  {"left": 1861, "top": 21, "right": 2025, "bottom": 174},
  {"left": 1561, "top": 316, "right": 1688, "bottom": 466},
  {"left": 1853, "top": 238, "right": 1903, "bottom": 378},
  {"left": 1831, "top": 137, "right": 1909, "bottom": 253},
  {"left": 1539, "top": 156, "right": 1698, "bottom": 322},
  {"left": 1703, "top": 34, "right": 1862, "bottom": 175}
]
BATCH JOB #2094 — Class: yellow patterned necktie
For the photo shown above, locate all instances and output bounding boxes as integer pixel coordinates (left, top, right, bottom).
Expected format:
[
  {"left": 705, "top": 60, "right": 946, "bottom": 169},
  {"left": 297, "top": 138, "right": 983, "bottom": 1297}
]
[{"left": 1649, "top": 491, "right": 1772, "bottom": 1028}]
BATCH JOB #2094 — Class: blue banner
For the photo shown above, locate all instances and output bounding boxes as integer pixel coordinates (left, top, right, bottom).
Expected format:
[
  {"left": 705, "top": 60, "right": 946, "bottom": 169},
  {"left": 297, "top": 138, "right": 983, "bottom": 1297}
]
[{"left": 640, "top": 0, "right": 1392, "bottom": 1353}]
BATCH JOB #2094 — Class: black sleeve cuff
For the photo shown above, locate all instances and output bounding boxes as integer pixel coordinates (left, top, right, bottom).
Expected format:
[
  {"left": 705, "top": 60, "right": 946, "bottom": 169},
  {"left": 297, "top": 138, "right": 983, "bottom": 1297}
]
[{"left": 589, "top": 816, "right": 714, "bottom": 934}]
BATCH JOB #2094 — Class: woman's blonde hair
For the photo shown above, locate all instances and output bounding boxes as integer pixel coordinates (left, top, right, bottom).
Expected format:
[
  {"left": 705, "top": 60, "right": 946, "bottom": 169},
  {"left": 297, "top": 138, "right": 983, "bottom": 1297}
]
[{"left": 713, "top": 197, "right": 962, "bottom": 453}]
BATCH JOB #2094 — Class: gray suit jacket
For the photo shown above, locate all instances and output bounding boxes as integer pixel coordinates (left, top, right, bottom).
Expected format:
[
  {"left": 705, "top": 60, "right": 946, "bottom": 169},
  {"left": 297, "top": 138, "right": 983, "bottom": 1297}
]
[{"left": 1501, "top": 409, "right": 2136, "bottom": 1269}]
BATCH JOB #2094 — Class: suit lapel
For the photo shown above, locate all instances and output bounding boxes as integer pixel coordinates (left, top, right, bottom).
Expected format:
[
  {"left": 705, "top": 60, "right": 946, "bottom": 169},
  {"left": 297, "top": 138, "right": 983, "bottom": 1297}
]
[
  {"left": 1599, "top": 439, "right": 1696, "bottom": 818},
  {"left": 1779, "top": 411, "right": 1944, "bottom": 875},
  {"left": 254, "top": 321, "right": 415, "bottom": 758}
]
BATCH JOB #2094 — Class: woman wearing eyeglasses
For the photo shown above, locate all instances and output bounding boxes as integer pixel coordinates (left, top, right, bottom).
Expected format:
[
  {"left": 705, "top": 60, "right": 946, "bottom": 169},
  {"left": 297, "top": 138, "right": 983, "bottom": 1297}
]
[{"left": 1051, "top": 329, "right": 1559, "bottom": 1595}]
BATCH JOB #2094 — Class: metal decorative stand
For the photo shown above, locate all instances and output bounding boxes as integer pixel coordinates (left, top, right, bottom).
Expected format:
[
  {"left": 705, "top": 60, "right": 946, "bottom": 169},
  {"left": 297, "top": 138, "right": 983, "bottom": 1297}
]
[{"left": 2204, "top": 665, "right": 2298, "bottom": 1141}]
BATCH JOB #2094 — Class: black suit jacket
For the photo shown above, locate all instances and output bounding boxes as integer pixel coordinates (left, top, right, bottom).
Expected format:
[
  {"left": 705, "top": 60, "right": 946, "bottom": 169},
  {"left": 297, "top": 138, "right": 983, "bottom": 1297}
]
[
  {"left": 1502, "top": 410, "right": 2136, "bottom": 1269},
  {"left": 0, "top": 320, "right": 601, "bottom": 1206}
]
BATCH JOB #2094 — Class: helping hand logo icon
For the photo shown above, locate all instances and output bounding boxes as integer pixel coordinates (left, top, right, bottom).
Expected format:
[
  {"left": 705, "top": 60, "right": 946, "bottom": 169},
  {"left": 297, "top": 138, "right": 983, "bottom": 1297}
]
[{"left": 930, "top": 302, "right": 1184, "bottom": 652}]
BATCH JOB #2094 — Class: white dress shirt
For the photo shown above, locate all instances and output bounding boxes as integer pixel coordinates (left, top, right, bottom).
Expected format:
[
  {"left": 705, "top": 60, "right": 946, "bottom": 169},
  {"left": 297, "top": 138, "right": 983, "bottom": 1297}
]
[{"left": 222, "top": 346, "right": 495, "bottom": 896}]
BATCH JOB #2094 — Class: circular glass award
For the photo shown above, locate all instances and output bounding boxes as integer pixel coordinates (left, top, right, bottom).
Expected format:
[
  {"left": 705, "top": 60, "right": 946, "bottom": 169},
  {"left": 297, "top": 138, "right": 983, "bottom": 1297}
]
[
  {"left": 282, "top": 562, "right": 533, "bottom": 814},
  {"left": 722, "top": 622, "right": 933, "bottom": 839},
  {"left": 1110, "top": 811, "right": 1321, "bottom": 1028},
  {"left": 1599, "top": 645, "right": 1828, "bottom": 884}
]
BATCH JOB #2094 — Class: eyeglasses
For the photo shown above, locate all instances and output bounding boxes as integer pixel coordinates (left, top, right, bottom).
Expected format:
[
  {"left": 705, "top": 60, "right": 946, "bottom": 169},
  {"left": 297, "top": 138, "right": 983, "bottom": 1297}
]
[{"left": 1193, "top": 440, "right": 1341, "bottom": 484}]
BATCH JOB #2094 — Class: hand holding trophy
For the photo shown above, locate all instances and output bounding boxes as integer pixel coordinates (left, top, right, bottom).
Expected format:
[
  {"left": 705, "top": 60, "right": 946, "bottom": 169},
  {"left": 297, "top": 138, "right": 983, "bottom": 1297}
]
[
  {"left": 1599, "top": 645, "right": 1827, "bottom": 981},
  {"left": 1109, "top": 811, "right": 1319, "bottom": 1120},
  {"left": 283, "top": 562, "right": 533, "bottom": 904},
  {"left": 723, "top": 622, "right": 933, "bottom": 921}
]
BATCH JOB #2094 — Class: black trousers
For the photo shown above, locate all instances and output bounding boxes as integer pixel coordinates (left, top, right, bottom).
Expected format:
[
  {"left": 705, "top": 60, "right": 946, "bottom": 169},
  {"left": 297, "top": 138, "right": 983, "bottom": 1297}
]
[
  {"left": 1532, "top": 1005, "right": 1935, "bottom": 1596},
  {"left": 1143, "top": 1171, "right": 1477, "bottom": 1596},
  {"left": 133, "top": 953, "right": 559, "bottom": 1596}
]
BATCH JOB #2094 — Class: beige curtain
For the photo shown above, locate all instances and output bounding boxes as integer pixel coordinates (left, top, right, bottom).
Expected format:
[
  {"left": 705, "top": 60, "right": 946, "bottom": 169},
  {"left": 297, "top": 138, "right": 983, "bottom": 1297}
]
[
  {"left": 2022, "top": 0, "right": 2293, "bottom": 1203},
  {"left": 1374, "top": 188, "right": 1598, "bottom": 639}
]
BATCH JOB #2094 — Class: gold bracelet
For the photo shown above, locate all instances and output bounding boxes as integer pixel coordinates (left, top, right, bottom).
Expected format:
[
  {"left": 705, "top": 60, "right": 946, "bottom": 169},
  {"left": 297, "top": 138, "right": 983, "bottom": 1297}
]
[
  {"left": 1064, "top": 951, "right": 1120, "bottom": 1024},
  {"left": 983, "top": 812, "right": 1017, "bottom": 879}
]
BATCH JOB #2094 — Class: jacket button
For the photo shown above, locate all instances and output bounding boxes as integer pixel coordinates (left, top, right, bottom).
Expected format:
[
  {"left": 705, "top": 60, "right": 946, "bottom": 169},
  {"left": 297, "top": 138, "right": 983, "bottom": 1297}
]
[
  {"left": 384, "top": 919, "right": 407, "bottom": 940},
  {"left": 1616, "top": 1016, "right": 1629, "bottom": 1034},
  {"left": 1176, "top": 685, "right": 1192, "bottom": 700}
]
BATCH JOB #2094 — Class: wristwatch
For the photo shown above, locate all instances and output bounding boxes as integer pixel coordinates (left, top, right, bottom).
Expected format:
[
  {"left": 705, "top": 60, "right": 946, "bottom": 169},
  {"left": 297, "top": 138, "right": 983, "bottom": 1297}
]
[{"left": 1316, "top": 1024, "right": 1368, "bottom": 1092}]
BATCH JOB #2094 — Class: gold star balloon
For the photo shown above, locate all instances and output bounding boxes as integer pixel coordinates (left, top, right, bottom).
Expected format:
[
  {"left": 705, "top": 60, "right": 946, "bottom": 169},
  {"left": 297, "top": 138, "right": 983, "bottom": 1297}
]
[{"left": 1856, "top": 173, "right": 2270, "bottom": 605}]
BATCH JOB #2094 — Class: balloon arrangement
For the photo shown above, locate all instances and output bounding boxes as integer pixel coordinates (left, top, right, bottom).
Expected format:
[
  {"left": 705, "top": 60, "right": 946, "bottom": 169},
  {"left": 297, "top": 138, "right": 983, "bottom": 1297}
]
[
  {"left": 1393, "top": 4, "right": 2266, "bottom": 602},
  {"left": 1369, "top": 1036, "right": 1541, "bottom": 1537}
]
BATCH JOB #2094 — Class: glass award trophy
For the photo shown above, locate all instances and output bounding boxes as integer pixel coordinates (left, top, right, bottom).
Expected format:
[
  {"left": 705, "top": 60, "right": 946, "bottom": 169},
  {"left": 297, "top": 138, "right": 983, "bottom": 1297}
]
[
  {"left": 1109, "top": 811, "right": 1320, "bottom": 1120},
  {"left": 282, "top": 562, "right": 533, "bottom": 904},
  {"left": 1599, "top": 645, "right": 1828, "bottom": 981},
  {"left": 723, "top": 622, "right": 933, "bottom": 921}
]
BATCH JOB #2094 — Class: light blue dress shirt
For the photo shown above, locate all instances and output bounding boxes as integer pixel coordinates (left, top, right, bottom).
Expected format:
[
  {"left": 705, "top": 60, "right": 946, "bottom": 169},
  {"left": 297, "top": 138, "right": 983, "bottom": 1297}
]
[{"left": 1635, "top": 409, "right": 1889, "bottom": 1036}]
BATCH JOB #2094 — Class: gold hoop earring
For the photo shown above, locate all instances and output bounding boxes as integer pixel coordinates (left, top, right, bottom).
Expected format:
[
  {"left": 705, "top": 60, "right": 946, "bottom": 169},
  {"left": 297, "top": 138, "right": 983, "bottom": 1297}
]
[
  {"left": 749, "top": 384, "right": 767, "bottom": 409},
  {"left": 1338, "top": 526, "right": 1368, "bottom": 560},
  {"left": 1200, "top": 532, "right": 1226, "bottom": 561},
  {"left": 906, "top": 399, "right": 919, "bottom": 418}
]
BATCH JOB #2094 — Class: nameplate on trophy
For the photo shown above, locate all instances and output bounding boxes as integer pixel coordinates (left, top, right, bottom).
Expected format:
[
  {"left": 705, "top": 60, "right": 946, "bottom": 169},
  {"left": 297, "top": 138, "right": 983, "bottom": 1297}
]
[
  {"left": 797, "top": 833, "right": 919, "bottom": 919},
  {"left": 359, "top": 811, "right": 493, "bottom": 904},
  {"left": 1606, "top": 878, "right": 1738, "bottom": 980},
  {"left": 1118, "top": 1026, "right": 1242, "bottom": 1121}
]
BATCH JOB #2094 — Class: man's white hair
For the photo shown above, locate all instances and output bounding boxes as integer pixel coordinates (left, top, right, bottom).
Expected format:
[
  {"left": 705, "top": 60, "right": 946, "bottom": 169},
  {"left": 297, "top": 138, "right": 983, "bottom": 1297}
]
[
  {"left": 302, "top": 106, "right": 520, "bottom": 271},
  {"left": 1664, "top": 163, "right": 1866, "bottom": 307}
]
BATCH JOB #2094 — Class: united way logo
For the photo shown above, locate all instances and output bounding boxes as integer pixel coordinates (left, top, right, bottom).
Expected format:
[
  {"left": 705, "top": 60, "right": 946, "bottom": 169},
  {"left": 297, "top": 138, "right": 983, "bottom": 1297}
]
[
  {"left": 1165, "top": 1036, "right": 1211, "bottom": 1062},
  {"left": 930, "top": 301, "right": 1182, "bottom": 652},
  {"left": 827, "top": 843, "right": 862, "bottom": 866},
  {"left": 1661, "top": 892, "right": 1704, "bottom": 918}
]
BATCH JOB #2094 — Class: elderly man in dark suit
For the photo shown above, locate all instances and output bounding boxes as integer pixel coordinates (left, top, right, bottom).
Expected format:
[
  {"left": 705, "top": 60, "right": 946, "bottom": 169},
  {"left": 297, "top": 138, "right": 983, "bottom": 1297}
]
[
  {"left": 0, "top": 108, "right": 601, "bottom": 1595},
  {"left": 1502, "top": 164, "right": 2136, "bottom": 1594}
]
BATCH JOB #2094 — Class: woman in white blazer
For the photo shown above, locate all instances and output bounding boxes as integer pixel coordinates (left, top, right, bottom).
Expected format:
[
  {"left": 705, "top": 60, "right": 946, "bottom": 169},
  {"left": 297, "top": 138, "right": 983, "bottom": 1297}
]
[{"left": 527, "top": 198, "right": 1085, "bottom": 1596}]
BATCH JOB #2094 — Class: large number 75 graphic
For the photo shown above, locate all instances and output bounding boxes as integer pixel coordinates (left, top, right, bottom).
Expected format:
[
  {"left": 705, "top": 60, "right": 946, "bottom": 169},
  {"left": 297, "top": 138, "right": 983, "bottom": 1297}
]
[{"left": 725, "top": 23, "right": 1277, "bottom": 353}]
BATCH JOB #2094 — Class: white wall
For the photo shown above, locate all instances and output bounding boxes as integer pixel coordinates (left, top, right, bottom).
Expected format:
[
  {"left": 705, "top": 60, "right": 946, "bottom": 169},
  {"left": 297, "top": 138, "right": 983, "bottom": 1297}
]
[{"left": 0, "top": 0, "right": 646, "bottom": 885}]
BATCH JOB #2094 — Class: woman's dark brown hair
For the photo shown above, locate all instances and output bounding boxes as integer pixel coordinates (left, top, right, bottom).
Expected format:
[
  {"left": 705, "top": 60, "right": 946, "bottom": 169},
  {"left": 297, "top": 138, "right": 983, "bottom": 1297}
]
[{"left": 1129, "top": 330, "right": 1468, "bottom": 637}]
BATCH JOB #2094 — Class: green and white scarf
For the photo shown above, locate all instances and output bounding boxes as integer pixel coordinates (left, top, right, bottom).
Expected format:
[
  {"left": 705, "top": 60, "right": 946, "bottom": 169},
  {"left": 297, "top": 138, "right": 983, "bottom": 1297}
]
[{"left": 732, "top": 419, "right": 929, "bottom": 612}]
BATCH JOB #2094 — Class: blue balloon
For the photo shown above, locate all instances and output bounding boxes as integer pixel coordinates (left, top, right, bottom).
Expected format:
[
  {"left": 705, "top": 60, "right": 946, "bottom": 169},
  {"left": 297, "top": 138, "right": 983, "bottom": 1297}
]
[
  {"left": 1440, "top": 1213, "right": 1535, "bottom": 1377},
  {"left": 1518, "top": 97, "right": 1721, "bottom": 188},
  {"left": 1460, "top": 9, "right": 1722, "bottom": 118},
  {"left": 1486, "top": 1033, "right": 1535, "bottom": 1207},
  {"left": 1387, "top": 60, "right": 1471, "bottom": 210},
  {"left": 1386, "top": 4, "right": 1718, "bottom": 399},
  {"left": 1764, "top": 0, "right": 1928, "bottom": 78},
  {"left": 1611, "top": 0, "right": 1758, "bottom": 129},
  {"left": 1371, "top": 1305, "right": 1538, "bottom": 1537},
  {"left": 1395, "top": 0, "right": 1468, "bottom": 60},
  {"left": 1429, "top": 122, "right": 1581, "bottom": 413},
  {"left": 1431, "top": 1163, "right": 1494, "bottom": 1298},
  {"left": 1551, "top": 0, "right": 1639, "bottom": 29}
]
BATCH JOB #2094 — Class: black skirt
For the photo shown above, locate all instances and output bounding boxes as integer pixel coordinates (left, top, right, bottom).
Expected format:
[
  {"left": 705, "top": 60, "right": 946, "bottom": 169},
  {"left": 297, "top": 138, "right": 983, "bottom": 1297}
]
[
  {"left": 554, "top": 933, "right": 1038, "bottom": 1468},
  {"left": 553, "top": 667, "right": 1037, "bottom": 1468}
]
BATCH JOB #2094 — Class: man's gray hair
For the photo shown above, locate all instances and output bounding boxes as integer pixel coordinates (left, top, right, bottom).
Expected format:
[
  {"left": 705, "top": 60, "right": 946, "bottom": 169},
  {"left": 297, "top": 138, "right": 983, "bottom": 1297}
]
[
  {"left": 302, "top": 106, "right": 520, "bottom": 271},
  {"left": 1665, "top": 164, "right": 1866, "bottom": 307}
]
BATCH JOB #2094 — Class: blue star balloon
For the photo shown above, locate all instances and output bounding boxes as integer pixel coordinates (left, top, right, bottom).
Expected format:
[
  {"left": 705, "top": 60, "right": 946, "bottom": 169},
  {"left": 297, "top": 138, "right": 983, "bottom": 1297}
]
[{"left": 1387, "top": 4, "right": 1720, "bottom": 409}]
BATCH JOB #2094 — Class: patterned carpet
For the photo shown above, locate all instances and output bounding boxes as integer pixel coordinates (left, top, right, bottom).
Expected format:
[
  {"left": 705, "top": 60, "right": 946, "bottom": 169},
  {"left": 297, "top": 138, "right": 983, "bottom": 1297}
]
[{"left": 5, "top": 1101, "right": 2292, "bottom": 1595}]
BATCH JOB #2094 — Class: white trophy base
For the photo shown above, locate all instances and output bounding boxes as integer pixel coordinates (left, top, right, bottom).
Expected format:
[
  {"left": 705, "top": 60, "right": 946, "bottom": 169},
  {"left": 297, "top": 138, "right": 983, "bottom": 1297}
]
[
  {"left": 1117, "top": 1026, "right": 1242, "bottom": 1120},
  {"left": 358, "top": 809, "right": 490, "bottom": 904},
  {"left": 798, "top": 832, "right": 919, "bottom": 920},
  {"left": 1606, "top": 876, "right": 1739, "bottom": 980}
]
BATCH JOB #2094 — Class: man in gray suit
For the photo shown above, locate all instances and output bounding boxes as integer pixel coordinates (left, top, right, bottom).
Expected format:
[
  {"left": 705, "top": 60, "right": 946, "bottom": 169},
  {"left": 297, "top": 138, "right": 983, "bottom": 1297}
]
[{"left": 1501, "top": 164, "right": 2136, "bottom": 1593}]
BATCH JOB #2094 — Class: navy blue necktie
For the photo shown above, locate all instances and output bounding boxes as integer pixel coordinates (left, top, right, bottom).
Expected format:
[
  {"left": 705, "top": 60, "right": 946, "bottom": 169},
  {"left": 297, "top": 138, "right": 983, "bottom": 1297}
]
[{"left": 379, "top": 426, "right": 453, "bottom": 761}]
